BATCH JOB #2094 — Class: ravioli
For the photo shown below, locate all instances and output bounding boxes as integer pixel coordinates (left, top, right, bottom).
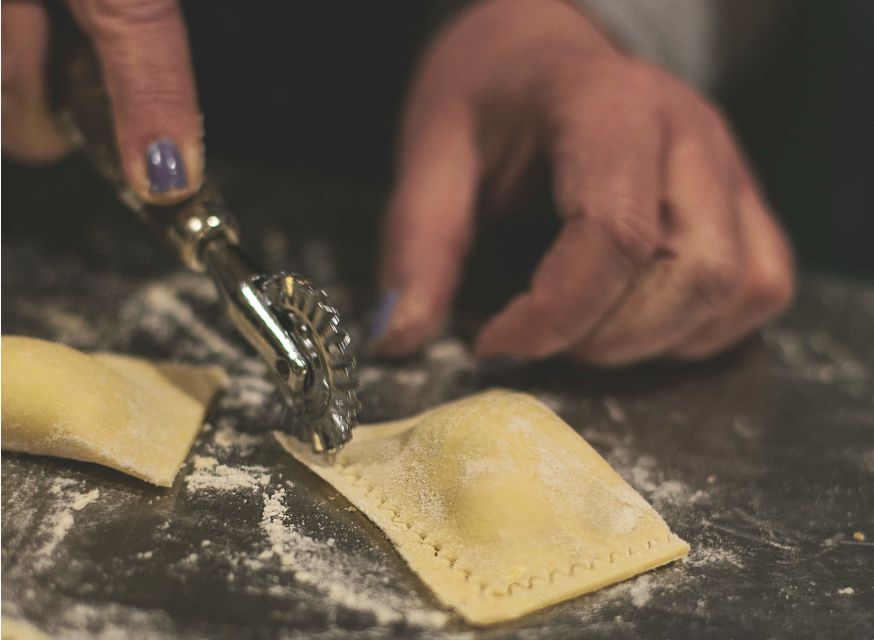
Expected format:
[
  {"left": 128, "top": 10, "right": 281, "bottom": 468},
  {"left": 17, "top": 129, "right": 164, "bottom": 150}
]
[
  {"left": 2, "top": 336, "right": 226, "bottom": 487},
  {"left": 278, "top": 389, "right": 688, "bottom": 624}
]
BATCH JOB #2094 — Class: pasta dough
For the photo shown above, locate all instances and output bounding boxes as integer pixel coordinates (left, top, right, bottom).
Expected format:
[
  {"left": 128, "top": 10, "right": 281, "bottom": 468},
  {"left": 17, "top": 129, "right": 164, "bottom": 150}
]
[
  {"left": 278, "top": 389, "right": 689, "bottom": 624},
  {"left": 1, "top": 618, "right": 51, "bottom": 640},
  {"left": 1, "top": 336, "right": 226, "bottom": 487}
]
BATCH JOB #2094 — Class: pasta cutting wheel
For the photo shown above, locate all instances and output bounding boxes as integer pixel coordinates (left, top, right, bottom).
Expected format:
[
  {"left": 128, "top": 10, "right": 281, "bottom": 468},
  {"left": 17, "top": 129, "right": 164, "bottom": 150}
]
[
  {"left": 184, "top": 202, "right": 362, "bottom": 455},
  {"left": 255, "top": 273, "right": 360, "bottom": 453},
  {"left": 54, "top": 36, "right": 360, "bottom": 454}
]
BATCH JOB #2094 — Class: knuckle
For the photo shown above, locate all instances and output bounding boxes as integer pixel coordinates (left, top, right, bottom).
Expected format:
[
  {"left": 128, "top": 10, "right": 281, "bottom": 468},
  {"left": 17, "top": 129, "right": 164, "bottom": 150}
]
[
  {"left": 669, "top": 87, "right": 732, "bottom": 140},
  {"left": 691, "top": 101, "right": 736, "bottom": 151},
  {"left": 691, "top": 256, "right": 742, "bottom": 306},
  {"left": 746, "top": 255, "right": 796, "bottom": 316},
  {"left": 672, "top": 135, "right": 712, "bottom": 169},
  {"left": 621, "top": 58, "right": 662, "bottom": 93},
  {"left": 547, "top": 57, "right": 658, "bottom": 128},
  {"left": 596, "top": 204, "right": 659, "bottom": 267},
  {"left": 697, "top": 101, "right": 728, "bottom": 130}
]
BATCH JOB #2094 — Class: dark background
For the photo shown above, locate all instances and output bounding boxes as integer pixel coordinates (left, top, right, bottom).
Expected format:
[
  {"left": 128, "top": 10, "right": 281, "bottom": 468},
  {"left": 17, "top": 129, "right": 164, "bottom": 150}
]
[{"left": 4, "top": 0, "right": 874, "bottom": 279}]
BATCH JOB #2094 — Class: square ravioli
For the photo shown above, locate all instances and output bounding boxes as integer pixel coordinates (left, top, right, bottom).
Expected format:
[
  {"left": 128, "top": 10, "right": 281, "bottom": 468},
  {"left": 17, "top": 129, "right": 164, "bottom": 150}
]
[{"left": 278, "top": 389, "right": 688, "bottom": 624}]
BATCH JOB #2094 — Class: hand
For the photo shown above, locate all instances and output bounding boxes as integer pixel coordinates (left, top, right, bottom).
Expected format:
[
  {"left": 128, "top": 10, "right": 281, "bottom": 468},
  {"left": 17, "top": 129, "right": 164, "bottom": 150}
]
[
  {"left": 372, "top": 0, "right": 794, "bottom": 365},
  {"left": 2, "top": 0, "right": 202, "bottom": 204}
]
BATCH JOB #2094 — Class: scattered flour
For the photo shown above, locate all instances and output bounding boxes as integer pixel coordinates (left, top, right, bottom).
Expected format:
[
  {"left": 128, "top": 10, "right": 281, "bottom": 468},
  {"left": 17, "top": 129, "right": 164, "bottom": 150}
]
[
  {"left": 391, "top": 369, "right": 428, "bottom": 387},
  {"left": 651, "top": 480, "right": 701, "bottom": 505},
  {"left": 602, "top": 397, "right": 627, "bottom": 424},
  {"left": 607, "top": 453, "right": 704, "bottom": 510},
  {"left": 212, "top": 421, "right": 263, "bottom": 457},
  {"left": 625, "top": 455, "right": 660, "bottom": 493},
  {"left": 53, "top": 602, "right": 176, "bottom": 639},
  {"left": 34, "top": 511, "right": 76, "bottom": 572},
  {"left": 217, "top": 374, "right": 275, "bottom": 417},
  {"left": 33, "top": 480, "right": 101, "bottom": 571},
  {"left": 356, "top": 366, "right": 387, "bottom": 387},
  {"left": 425, "top": 339, "right": 470, "bottom": 363},
  {"left": 683, "top": 546, "right": 745, "bottom": 569},
  {"left": 71, "top": 489, "right": 101, "bottom": 511},
  {"left": 628, "top": 575, "right": 653, "bottom": 607},
  {"left": 763, "top": 328, "right": 869, "bottom": 388},
  {"left": 192, "top": 456, "right": 218, "bottom": 470},
  {"left": 130, "top": 278, "right": 240, "bottom": 360},
  {"left": 258, "top": 487, "right": 448, "bottom": 629},
  {"left": 184, "top": 456, "right": 271, "bottom": 493},
  {"left": 13, "top": 302, "right": 101, "bottom": 348},
  {"left": 536, "top": 392, "right": 566, "bottom": 413}
]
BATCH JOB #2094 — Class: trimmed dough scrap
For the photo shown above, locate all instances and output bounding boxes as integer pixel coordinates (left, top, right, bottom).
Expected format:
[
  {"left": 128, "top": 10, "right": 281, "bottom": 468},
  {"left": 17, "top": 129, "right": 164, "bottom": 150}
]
[
  {"left": 1, "top": 336, "right": 226, "bottom": 487},
  {"left": 279, "top": 389, "right": 689, "bottom": 624},
  {"left": 1, "top": 618, "right": 51, "bottom": 640}
]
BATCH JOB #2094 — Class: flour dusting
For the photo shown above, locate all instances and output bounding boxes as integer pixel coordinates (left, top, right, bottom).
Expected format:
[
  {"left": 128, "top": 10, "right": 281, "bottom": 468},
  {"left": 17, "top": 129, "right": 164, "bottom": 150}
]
[
  {"left": 258, "top": 487, "right": 448, "bottom": 628},
  {"left": 628, "top": 575, "right": 653, "bottom": 607},
  {"left": 71, "top": 489, "right": 101, "bottom": 511},
  {"left": 763, "top": 327, "right": 869, "bottom": 392},
  {"left": 33, "top": 479, "right": 102, "bottom": 571},
  {"left": 184, "top": 456, "right": 271, "bottom": 493},
  {"left": 212, "top": 420, "right": 263, "bottom": 457},
  {"left": 682, "top": 546, "right": 744, "bottom": 569}
]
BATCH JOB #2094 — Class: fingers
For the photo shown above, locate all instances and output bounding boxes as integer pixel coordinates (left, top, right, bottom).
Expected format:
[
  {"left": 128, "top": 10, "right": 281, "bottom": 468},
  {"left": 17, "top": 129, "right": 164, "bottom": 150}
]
[
  {"left": 571, "top": 101, "right": 795, "bottom": 366},
  {"left": 571, "top": 124, "right": 746, "bottom": 366},
  {"left": 68, "top": 0, "right": 202, "bottom": 203},
  {"left": 2, "top": 2, "right": 74, "bottom": 163},
  {"left": 369, "top": 104, "right": 480, "bottom": 357},
  {"left": 669, "top": 186, "right": 795, "bottom": 360},
  {"left": 474, "top": 94, "right": 662, "bottom": 359}
]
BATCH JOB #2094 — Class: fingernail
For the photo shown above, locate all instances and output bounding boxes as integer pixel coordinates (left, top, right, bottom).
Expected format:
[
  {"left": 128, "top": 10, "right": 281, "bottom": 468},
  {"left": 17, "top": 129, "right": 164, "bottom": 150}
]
[
  {"left": 146, "top": 138, "right": 188, "bottom": 193},
  {"left": 368, "top": 290, "right": 400, "bottom": 343}
]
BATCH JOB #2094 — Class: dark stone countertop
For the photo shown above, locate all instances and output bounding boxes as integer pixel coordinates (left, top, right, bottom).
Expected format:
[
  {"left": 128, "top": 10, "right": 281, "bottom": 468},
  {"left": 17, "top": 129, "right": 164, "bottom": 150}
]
[{"left": 2, "top": 156, "right": 872, "bottom": 639}]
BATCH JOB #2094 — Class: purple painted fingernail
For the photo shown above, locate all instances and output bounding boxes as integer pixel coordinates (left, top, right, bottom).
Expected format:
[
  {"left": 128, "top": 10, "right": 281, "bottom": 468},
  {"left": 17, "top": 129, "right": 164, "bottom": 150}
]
[{"left": 146, "top": 138, "right": 188, "bottom": 193}]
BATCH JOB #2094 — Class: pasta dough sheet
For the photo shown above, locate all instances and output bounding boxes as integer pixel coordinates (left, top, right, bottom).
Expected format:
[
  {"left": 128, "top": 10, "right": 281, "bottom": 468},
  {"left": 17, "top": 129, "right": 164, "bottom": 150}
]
[
  {"left": 1, "top": 336, "right": 227, "bottom": 487},
  {"left": 1, "top": 617, "right": 51, "bottom": 640},
  {"left": 279, "top": 389, "right": 689, "bottom": 624}
]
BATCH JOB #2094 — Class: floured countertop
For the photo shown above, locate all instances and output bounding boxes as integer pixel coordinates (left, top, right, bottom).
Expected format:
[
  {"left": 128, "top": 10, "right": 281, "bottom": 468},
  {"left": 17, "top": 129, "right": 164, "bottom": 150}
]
[{"left": 2, "top": 157, "right": 873, "bottom": 638}]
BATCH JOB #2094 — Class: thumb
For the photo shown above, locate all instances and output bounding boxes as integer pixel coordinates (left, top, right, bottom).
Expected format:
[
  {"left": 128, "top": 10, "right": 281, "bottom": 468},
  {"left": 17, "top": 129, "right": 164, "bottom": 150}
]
[
  {"left": 370, "top": 108, "right": 479, "bottom": 357},
  {"left": 68, "top": 0, "right": 203, "bottom": 204}
]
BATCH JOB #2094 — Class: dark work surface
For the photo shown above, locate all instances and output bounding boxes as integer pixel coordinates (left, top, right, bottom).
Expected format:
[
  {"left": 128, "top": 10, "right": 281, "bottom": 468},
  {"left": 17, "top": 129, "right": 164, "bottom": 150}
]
[{"left": 2, "top": 156, "right": 873, "bottom": 639}]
